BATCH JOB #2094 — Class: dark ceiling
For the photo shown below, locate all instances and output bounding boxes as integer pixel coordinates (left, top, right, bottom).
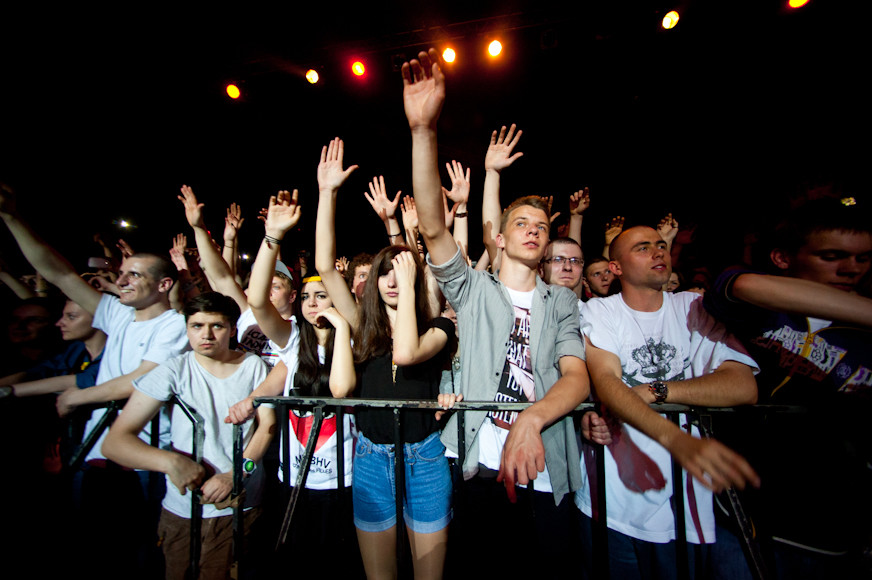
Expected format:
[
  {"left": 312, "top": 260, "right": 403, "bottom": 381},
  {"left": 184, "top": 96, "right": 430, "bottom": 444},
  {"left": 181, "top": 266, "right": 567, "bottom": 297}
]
[{"left": 0, "top": 1, "right": 868, "bottom": 270}]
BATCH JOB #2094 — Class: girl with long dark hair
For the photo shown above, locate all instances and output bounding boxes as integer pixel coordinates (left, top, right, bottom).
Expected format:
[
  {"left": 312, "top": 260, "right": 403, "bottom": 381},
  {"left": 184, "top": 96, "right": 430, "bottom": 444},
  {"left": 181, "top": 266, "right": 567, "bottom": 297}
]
[{"left": 315, "top": 138, "right": 454, "bottom": 580}]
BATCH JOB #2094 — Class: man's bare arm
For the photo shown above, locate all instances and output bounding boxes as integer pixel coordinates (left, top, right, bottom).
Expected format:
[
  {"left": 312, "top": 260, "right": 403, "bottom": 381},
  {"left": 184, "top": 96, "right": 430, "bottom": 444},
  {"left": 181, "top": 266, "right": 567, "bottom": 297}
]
[
  {"left": 731, "top": 272, "right": 872, "bottom": 327},
  {"left": 104, "top": 390, "right": 205, "bottom": 496},
  {"left": 630, "top": 360, "right": 758, "bottom": 407},
  {"left": 56, "top": 360, "right": 159, "bottom": 417},
  {"left": 178, "top": 185, "right": 248, "bottom": 312},
  {"left": 585, "top": 337, "right": 759, "bottom": 492},
  {"left": 497, "top": 355, "right": 590, "bottom": 502},
  {"left": 401, "top": 49, "right": 457, "bottom": 266},
  {"left": 0, "top": 185, "right": 100, "bottom": 314}
]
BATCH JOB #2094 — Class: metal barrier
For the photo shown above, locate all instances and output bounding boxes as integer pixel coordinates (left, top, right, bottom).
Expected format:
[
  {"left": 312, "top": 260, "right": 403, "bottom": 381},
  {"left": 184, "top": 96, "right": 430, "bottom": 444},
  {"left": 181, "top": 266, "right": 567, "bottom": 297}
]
[
  {"left": 247, "top": 396, "right": 777, "bottom": 580},
  {"left": 64, "top": 395, "right": 780, "bottom": 578}
]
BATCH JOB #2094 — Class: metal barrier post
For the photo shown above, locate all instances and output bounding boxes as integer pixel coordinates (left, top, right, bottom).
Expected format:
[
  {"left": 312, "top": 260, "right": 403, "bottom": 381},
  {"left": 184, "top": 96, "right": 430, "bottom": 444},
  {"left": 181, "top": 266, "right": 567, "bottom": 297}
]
[
  {"left": 67, "top": 401, "right": 121, "bottom": 471},
  {"left": 668, "top": 411, "right": 689, "bottom": 580},
  {"left": 173, "top": 396, "right": 205, "bottom": 580},
  {"left": 275, "top": 404, "right": 324, "bottom": 550},
  {"left": 232, "top": 423, "right": 245, "bottom": 579},
  {"left": 698, "top": 414, "right": 770, "bottom": 580}
]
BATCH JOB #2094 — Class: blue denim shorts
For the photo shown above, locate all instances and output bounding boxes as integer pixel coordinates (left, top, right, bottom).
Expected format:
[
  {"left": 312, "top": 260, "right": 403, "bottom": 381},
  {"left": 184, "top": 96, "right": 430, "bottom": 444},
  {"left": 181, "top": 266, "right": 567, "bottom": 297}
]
[{"left": 352, "top": 431, "right": 453, "bottom": 534}]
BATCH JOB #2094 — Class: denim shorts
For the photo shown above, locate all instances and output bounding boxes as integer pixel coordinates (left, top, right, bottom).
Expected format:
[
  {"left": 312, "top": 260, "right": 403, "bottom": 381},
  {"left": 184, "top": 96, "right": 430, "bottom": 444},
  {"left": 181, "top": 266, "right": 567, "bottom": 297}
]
[{"left": 352, "top": 431, "right": 453, "bottom": 534}]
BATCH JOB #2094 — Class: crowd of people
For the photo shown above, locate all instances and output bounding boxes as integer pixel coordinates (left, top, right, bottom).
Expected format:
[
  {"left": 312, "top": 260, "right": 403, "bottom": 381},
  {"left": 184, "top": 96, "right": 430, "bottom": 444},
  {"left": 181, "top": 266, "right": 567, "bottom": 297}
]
[{"left": 1, "top": 48, "right": 871, "bottom": 580}]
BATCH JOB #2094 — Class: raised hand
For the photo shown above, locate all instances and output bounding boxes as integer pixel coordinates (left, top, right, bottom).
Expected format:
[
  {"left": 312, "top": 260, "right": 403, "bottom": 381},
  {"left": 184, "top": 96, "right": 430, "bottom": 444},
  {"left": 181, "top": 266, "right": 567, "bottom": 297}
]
[
  {"left": 178, "top": 185, "right": 206, "bottom": 229},
  {"left": 444, "top": 160, "right": 470, "bottom": 205},
  {"left": 317, "top": 138, "right": 359, "bottom": 192},
  {"left": 335, "top": 256, "right": 349, "bottom": 274},
  {"left": 402, "top": 48, "right": 446, "bottom": 130},
  {"left": 169, "top": 234, "right": 189, "bottom": 271},
  {"left": 442, "top": 190, "right": 459, "bottom": 229},
  {"left": 657, "top": 213, "right": 679, "bottom": 245},
  {"left": 116, "top": 239, "right": 134, "bottom": 259},
  {"left": 224, "top": 202, "right": 244, "bottom": 241},
  {"left": 393, "top": 250, "right": 418, "bottom": 289},
  {"left": 364, "top": 175, "right": 401, "bottom": 222},
  {"left": 400, "top": 195, "right": 419, "bottom": 231},
  {"left": 569, "top": 188, "right": 591, "bottom": 216},
  {"left": 604, "top": 216, "right": 625, "bottom": 246},
  {"left": 264, "top": 190, "right": 301, "bottom": 239},
  {"left": 484, "top": 124, "right": 524, "bottom": 173}
]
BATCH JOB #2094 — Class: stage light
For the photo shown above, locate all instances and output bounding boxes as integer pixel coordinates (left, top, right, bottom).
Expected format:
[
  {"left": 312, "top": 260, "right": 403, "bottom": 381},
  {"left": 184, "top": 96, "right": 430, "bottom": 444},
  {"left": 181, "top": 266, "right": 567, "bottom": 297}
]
[
  {"left": 488, "top": 40, "right": 502, "bottom": 57},
  {"left": 226, "top": 84, "right": 241, "bottom": 99},
  {"left": 351, "top": 61, "right": 366, "bottom": 77},
  {"left": 443, "top": 47, "right": 456, "bottom": 63},
  {"left": 662, "top": 11, "right": 680, "bottom": 29},
  {"left": 306, "top": 69, "right": 319, "bottom": 84},
  {"left": 788, "top": 0, "right": 809, "bottom": 8}
]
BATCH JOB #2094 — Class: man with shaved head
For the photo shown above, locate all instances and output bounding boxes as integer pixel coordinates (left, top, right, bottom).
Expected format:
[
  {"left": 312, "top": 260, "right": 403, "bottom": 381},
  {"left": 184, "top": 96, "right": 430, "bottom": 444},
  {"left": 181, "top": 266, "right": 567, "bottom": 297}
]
[{"left": 576, "top": 224, "right": 760, "bottom": 578}]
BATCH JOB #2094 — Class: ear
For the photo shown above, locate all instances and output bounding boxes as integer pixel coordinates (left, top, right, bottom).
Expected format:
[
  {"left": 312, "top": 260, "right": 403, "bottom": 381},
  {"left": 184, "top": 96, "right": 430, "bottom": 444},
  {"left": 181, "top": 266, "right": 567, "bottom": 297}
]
[
  {"left": 288, "top": 289, "right": 298, "bottom": 305},
  {"left": 158, "top": 277, "right": 175, "bottom": 294},
  {"left": 495, "top": 232, "right": 505, "bottom": 250},
  {"left": 770, "top": 249, "right": 791, "bottom": 271},
  {"left": 608, "top": 261, "right": 621, "bottom": 277}
]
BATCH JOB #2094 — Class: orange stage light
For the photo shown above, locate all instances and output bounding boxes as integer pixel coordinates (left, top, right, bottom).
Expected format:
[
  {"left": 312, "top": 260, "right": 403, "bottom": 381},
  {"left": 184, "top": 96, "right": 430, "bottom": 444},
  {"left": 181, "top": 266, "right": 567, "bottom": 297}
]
[
  {"left": 487, "top": 40, "right": 502, "bottom": 57},
  {"left": 225, "top": 84, "right": 241, "bottom": 99},
  {"left": 306, "top": 69, "right": 319, "bottom": 84},
  {"left": 351, "top": 61, "right": 366, "bottom": 76},
  {"left": 443, "top": 47, "right": 456, "bottom": 63},
  {"left": 662, "top": 11, "right": 680, "bottom": 29}
]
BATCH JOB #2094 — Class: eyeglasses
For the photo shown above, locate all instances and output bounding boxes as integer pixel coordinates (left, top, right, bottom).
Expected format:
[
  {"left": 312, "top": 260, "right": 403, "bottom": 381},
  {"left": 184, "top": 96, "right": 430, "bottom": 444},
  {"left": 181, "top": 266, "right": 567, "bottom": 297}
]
[{"left": 542, "top": 256, "right": 584, "bottom": 267}]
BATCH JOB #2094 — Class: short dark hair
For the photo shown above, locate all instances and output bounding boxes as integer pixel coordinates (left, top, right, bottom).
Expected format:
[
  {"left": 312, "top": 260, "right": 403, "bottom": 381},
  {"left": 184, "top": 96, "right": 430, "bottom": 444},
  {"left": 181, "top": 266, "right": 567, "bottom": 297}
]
[
  {"left": 345, "top": 252, "right": 373, "bottom": 289},
  {"left": 182, "top": 292, "right": 241, "bottom": 326},
  {"left": 773, "top": 197, "right": 872, "bottom": 256},
  {"left": 130, "top": 252, "right": 178, "bottom": 284}
]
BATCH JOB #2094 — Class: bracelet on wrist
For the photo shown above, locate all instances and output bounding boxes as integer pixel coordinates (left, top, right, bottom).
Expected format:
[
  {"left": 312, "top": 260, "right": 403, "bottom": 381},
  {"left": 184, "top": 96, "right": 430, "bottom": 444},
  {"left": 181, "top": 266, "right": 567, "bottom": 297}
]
[
  {"left": 455, "top": 211, "right": 468, "bottom": 218},
  {"left": 264, "top": 234, "right": 282, "bottom": 245}
]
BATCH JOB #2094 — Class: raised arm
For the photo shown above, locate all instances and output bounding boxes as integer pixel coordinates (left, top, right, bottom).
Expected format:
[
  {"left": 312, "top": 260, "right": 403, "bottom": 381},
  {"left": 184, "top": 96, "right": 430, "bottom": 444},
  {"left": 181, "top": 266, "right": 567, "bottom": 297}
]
[
  {"left": 444, "top": 160, "right": 471, "bottom": 259},
  {"left": 222, "top": 202, "right": 244, "bottom": 277},
  {"left": 363, "top": 175, "right": 404, "bottom": 246},
  {"left": 390, "top": 251, "right": 448, "bottom": 366},
  {"left": 402, "top": 49, "right": 456, "bottom": 266},
  {"left": 585, "top": 337, "right": 759, "bottom": 492},
  {"left": 482, "top": 125, "right": 524, "bottom": 267},
  {"left": 248, "top": 190, "right": 300, "bottom": 348},
  {"left": 602, "top": 216, "right": 625, "bottom": 259},
  {"left": 567, "top": 187, "right": 591, "bottom": 246},
  {"left": 0, "top": 183, "right": 101, "bottom": 313},
  {"left": 178, "top": 185, "right": 247, "bottom": 312},
  {"left": 656, "top": 213, "right": 679, "bottom": 254},
  {"left": 315, "top": 138, "right": 360, "bottom": 328}
]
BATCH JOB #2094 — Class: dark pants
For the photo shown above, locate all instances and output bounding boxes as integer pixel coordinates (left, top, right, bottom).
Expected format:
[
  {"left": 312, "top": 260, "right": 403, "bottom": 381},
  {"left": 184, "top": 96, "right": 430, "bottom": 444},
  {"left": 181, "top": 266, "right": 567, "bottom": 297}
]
[{"left": 447, "top": 471, "right": 580, "bottom": 579}]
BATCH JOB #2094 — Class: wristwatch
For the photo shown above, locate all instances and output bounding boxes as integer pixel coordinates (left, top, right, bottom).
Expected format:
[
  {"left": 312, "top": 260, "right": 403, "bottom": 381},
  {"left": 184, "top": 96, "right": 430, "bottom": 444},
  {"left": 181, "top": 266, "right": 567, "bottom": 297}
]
[
  {"left": 242, "top": 458, "right": 257, "bottom": 478},
  {"left": 648, "top": 381, "right": 668, "bottom": 404}
]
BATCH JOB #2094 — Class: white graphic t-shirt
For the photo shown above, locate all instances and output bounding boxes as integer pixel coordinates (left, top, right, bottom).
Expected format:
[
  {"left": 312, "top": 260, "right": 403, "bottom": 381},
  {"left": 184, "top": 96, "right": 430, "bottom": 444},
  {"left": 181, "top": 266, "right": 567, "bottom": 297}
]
[{"left": 478, "top": 287, "right": 552, "bottom": 492}]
